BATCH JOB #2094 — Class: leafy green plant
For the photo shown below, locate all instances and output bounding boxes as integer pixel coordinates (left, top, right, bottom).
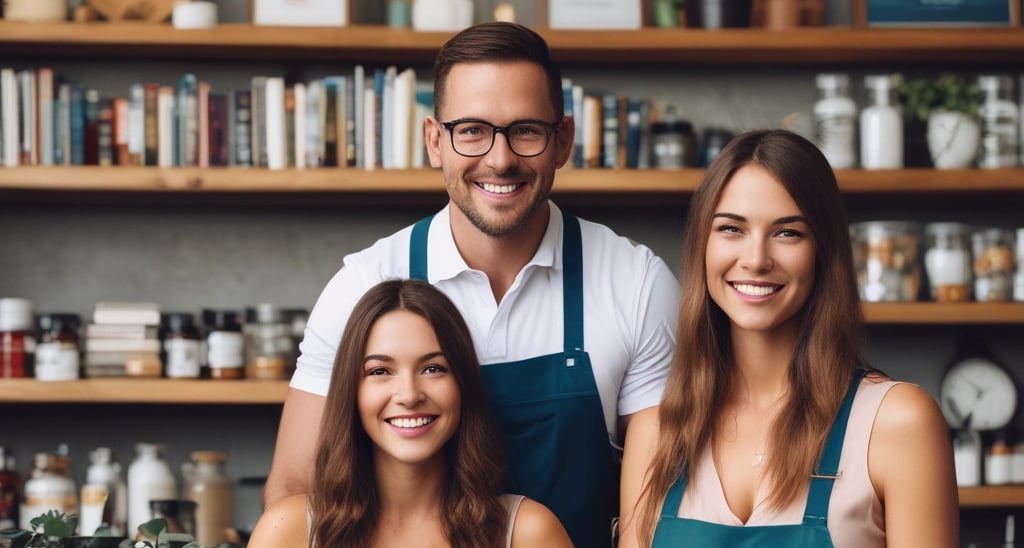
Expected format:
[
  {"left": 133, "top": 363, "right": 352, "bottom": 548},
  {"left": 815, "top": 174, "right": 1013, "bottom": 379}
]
[
  {"left": 0, "top": 510, "right": 78, "bottom": 548},
  {"left": 895, "top": 73, "right": 982, "bottom": 122}
]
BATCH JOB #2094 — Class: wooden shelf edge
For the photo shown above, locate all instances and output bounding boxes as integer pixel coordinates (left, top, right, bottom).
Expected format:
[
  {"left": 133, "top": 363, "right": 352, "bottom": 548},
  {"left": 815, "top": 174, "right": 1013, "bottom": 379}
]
[
  {"left": 3, "top": 23, "right": 1024, "bottom": 64},
  {"left": 2, "top": 167, "right": 1024, "bottom": 195},
  {"left": 0, "top": 378, "right": 288, "bottom": 404},
  {"left": 862, "top": 302, "right": 1024, "bottom": 324},
  {"left": 959, "top": 485, "right": 1024, "bottom": 507}
]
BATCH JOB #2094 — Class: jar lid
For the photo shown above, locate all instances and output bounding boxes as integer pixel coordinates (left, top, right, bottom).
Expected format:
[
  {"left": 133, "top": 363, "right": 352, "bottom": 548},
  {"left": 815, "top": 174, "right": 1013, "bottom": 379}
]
[
  {"left": 36, "top": 313, "right": 82, "bottom": 333},
  {"left": 0, "top": 298, "right": 33, "bottom": 331},
  {"left": 163, "top": 312, "right": 197, "bottom": 333},
  {"left": 246, "top": 303, "right": 283, "bottom": 324},
  {"left": 202, "top": 309, "right": 240, "bottom": 331},
  {"left": 191, "top": 450, "right": 227, "bottom": 464},
  {"left": 925, "top": 222, "right": 970, "bottom": 236},
  {"left": 853, "top": 221, "right": 921, "bottom": 239},
  {"left": 816, "top": 72, "right": 850, "bottom": 90}
]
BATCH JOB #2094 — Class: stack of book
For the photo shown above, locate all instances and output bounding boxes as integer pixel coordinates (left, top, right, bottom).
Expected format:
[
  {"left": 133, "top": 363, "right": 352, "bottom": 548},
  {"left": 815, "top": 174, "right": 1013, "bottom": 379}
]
[{"left": 84, "top": 302, "right": 162, "bottom": 378}]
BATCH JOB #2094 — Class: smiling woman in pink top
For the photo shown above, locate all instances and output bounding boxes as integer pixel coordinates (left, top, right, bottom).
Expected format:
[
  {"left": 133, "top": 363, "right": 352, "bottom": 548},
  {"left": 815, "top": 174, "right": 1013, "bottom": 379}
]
[
  {"left": 618, "top": 129, "right": 958, "bottom": 548},
  {"left": 249, "top": 279, "right": 570, "bottom": 548}
]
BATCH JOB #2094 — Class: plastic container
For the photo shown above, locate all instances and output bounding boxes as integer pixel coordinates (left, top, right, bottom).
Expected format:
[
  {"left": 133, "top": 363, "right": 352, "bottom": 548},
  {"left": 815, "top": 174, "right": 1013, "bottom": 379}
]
[
  {"left": 972, "top": 227, "right": 1016, "bottom": 302},
  {"left": 127, "top": 443, "right": 177, "bottom": 535},
  {"left": 182, "top": 451, "right": 234, "bottom": 545},
  {"left": 851, "top": 221, "right": 921, "bottom": 302},
  {"left": 860, "top": 74, "right": 904, "bottom": 170},
  {"left": 814, "top": 73, "right": 857, "bottom": 169},
  {"left": 923, "top": 223, "right": 973, "bottom": 302}
]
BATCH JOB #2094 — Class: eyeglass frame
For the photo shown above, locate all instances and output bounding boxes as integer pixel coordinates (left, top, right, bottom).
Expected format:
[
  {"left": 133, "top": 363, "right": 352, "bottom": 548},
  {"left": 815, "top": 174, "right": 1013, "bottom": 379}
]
[{"left": 439, "top": 117, "right": 563, "bottom": 158}]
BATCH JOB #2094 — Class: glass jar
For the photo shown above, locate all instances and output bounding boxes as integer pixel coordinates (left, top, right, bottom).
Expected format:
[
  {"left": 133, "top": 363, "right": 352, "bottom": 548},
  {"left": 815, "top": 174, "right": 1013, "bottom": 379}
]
[
  {"left": 35, "top": 313, "right": 81, "bottom": 381},
  {"left": 973, "top": 227, "right": 1017, "bottom": 302},
  {"left": 243, "top": 304, "right": 294, "bottom": 381},
  {"left": 162, "top": 312, "right": 201, "bottom": 379},
  {"left": 0, "top": 445, "right": 21, "bottom": 531},
  {"left": 182, "top": 451, "right": 233, "bottom": 545},
  {"left": 814, "top": 72, "right": 857, "bottom": 169},
  {"left": 650, "top": 107, "right": 697, "bottom": 169},
  {"left": 21, "top": 449, "right": 77, "bottom": 530},
  {"left": 923, "top": 223, "right": 972, "bottom": 302},
  {"left": 977, "top": 74, "right": 1019, "bottom": 169},
  {"left": 0, "top": 298, "right": 35, "bottom": 378},
  {"left": 851, "top": 221, "right": 921, "bottom": 302},
  {"left": 203, "top": 309, "right": 244, "bottom": 380}
]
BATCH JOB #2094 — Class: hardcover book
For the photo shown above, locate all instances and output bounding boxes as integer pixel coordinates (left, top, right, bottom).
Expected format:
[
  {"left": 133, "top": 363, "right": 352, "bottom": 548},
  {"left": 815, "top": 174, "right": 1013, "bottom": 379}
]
[{"left": 867, "top": 0, "right": 1014, "bottom": 25}]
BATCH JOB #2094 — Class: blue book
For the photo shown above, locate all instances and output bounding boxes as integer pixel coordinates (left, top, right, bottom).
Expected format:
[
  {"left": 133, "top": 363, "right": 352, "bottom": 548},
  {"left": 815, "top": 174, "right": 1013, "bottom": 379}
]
[
  {"left": 69, "top": 83, "right": 85, "bottom": 166},
  {"left": 868, "top": 0, "right": 1012, "bottom": 25}
]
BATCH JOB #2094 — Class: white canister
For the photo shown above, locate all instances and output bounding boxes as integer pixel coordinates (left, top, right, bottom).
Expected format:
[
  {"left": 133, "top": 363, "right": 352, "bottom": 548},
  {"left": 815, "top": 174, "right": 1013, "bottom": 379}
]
[
  {"left": 953, "top": 429, "right": 982, "bottom": 487},
  {"left": 412, "top": 0, "right": 473, "bottom": 31},
  {"left": 127, "top": 443, "right": 177, "bottom": 535}
]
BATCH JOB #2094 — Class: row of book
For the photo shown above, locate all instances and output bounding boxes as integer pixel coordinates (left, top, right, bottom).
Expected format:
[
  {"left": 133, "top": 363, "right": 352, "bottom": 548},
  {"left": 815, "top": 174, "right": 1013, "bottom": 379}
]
[
  {"left": 0, "top": 65, "right": 433, "bottom": 170},
  {"left": 0, "top": 65, "right": 689, "bottom": 170}
]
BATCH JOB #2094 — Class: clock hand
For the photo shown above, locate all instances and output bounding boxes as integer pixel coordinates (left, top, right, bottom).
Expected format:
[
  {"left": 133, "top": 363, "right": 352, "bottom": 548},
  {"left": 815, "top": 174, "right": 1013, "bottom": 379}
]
[{"left": 946, "top": 397, "right": 969, "bottom": 430}]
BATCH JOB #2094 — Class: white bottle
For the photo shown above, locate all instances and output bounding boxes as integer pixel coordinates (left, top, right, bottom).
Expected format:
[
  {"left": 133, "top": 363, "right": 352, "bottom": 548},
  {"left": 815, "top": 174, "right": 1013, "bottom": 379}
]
[
  {"left": 813, "top": 73, "right": 858, "bottom": 169},
  {"left": 127, "top": 443, "right": 177, "bottom": 536},
  {"left": 860, "top": 74, "right": 904, "bottom": 169},
  {"left": 20, "top": 451, "right": 76, "bottom": 530},
  {"left": 977, "top": 74, "right": 1019, "bottom": 169},
  {"left": 80, "top": 447, "right": 128, "bottom": 536}
]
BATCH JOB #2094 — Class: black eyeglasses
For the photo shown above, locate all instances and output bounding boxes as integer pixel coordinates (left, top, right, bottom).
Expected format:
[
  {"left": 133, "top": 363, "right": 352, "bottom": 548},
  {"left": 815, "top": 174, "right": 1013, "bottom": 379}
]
[{"left": 441, "top": 118, "right": 560, "bottom": 158}]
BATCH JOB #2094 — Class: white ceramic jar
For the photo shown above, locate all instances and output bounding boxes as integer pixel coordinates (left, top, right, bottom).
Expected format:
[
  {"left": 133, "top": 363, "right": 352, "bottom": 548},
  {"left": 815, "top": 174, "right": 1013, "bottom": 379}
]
[{"left": 127, "top": 443, "right": 177, "bottom": 535}]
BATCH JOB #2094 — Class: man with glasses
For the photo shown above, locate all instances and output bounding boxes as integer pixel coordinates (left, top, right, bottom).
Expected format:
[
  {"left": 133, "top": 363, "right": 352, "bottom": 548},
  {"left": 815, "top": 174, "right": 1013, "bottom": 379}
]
[{"left": 264, "top": 22, "right": 679, "bottom": 547}]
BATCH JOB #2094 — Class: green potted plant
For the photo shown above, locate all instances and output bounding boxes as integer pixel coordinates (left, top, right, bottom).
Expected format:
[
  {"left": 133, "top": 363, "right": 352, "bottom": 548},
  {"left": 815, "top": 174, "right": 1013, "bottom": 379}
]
[
  {"left": 0, "top": 514, "right": 234, "bottom": 548},
  {"left": 895, "top": 73, "right": 982, "bottom": 169}
]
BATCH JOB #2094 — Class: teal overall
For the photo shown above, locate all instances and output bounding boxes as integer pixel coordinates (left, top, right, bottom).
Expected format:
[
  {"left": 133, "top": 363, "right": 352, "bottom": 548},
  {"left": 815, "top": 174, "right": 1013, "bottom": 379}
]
[
  {"left": 410, "top": 213, "right": 617, "bottom": 548},
  {"left": 652, "top": 369, "right": 866, "bottom": 547}
]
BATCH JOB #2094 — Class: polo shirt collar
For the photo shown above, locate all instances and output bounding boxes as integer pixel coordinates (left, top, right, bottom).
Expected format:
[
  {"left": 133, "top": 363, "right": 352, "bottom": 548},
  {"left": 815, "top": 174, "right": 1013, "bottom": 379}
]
[{"left": 426, "top": 202, "right": 563, "bottom": 283}]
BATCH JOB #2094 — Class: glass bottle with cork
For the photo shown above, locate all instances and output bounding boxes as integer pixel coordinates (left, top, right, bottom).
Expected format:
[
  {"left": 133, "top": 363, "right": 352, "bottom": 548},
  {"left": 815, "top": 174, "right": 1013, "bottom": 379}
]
[{"left": 182, "top": 451, "right": 234, "bottom": 545}]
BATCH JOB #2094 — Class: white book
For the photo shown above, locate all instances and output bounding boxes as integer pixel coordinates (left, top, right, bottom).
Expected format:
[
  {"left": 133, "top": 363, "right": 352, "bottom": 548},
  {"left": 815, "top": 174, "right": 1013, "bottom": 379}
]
[
  {"left": 391, "top": 68, "right": 415, "bottom": 170},
  {"left": 1, "top": 68, "right": 19, "bottom": 167},
  {"left": 264, "top": 76, "right": 285, "bottom": 170},
  {"left": 86, "top": 337, "right": 161, "bottom": 353},
  {"left": 304, "top": 79, "right": 321, "bottom": 168},
  {"left": 294, "top": 81, "right": 306, "bottom": 169},
  {"left": 17, "top": 69, "right": 36, "bottom": 165},
  {"left": 37, "top": 68, "right": 54, "bottom": 166},
  {"left": 55, "top": 83, "right": 70, "bottom": 165},
  {"left": 157, "top": 86, "right": 174, "bottom": 168},
  {"left": 128, "top": 83, "right": 145, "bottom": 163},
  {"left": 381, "top": 66, "right": 396, "bottom": 169},
  {"left": 363, "top": 86, "right": 376, "bottom": 170},
  {"left": 353, "top": 65, "right": 364, "bottom": 168},
  {"left": 93, "top": 301, "right": 161, "bottom": 326}
]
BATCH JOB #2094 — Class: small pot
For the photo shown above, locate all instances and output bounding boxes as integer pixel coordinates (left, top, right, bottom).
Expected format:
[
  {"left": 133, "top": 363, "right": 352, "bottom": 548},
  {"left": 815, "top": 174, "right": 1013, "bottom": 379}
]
[
  {"left": 62, "top": 537, "right": 126, "bottom": 548},
  {"left": 927, "top": 111, "right": 980, "bottom": 169}
]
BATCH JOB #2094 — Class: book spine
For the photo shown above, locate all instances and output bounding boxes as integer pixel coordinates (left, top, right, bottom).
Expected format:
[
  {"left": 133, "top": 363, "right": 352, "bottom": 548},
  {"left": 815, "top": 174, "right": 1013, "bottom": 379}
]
[
  {"left": 37, "top": 67, "right": 54, "bottom": 166},
  {"left": 17, "top": 69, "right": 36, "bottom": 165},
  {"left": 304, "top": 80, "right": 320, "bottom": 168},
  {"left": 112, "top": 96, "right": 129, "bottom": 166},
  {"left": 143, "top": 82, "right": 159, "bottom": 166},
  {"left": 353, "top": 65, "right": 364, "bottom": 169},
  {"left": 601, "top": 92, "right": 619, "bottom": 168},
  {"left": 197, "top": 80, "right": 210, "bottom": 168},
  {"left": 97, "top": 97, "right": 114, "bottom": 166},
  {"left": 250, "top": 75, "right": 267, "bottom": 168},
  {"left": 292, "top": 82, "right": 304, "bottom": 169},
  {"left": 322, "top": 76, "right": 340, "bottom": 167},
  {"left": 264, "top": 76, "right": 285, "bottom": 170},
  {"left": 208, "top": 92, "right": 229, "bottom": 166},
  {"left": 54, "top": 82, "right": 70, "bottom": 165},
  {"left": 233, "top": 89, "right": 252, "bottom": 167},
  {"left": 69, "top": 84, "right": 85, "bottom": 165},
  {"left": 83, "top": 88, "right": 100, "bottom": 165},
  {"left": 157, "top": 85, "right": 175, "bottom": 168}
]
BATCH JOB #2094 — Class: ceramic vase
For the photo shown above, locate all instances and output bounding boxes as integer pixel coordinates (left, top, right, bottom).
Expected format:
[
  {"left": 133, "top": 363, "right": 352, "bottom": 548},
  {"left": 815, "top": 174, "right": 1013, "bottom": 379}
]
[{"left": 927, "top": 110, "right": 981, "bottom": 169}]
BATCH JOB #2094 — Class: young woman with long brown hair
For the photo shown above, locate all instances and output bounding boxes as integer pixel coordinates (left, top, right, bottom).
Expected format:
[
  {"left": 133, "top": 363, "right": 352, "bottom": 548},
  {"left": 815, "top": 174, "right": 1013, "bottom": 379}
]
[
  {"left": 250, "top": 279, "right": 571, "bottom": 547},
  {"left": 618, "top": 129, "right": 957, "bottom": 547}
]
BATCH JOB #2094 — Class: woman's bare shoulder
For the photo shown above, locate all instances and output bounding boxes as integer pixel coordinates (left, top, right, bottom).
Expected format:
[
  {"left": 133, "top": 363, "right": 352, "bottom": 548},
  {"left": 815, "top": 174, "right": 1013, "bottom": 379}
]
[
  {"left": 248, "top": 494, "right": 310, "bottom": 548},
  {"left": 510, "top": 498, "right": 575, "bottom": 548}
]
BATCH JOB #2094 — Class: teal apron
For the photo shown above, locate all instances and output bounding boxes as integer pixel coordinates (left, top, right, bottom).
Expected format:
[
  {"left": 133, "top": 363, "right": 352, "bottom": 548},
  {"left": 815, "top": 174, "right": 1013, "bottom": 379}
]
[
  {"left": 410, "top": 213, "right": 617, "bottom": 548},
  {"left": 652, "top": 369, "right": 866, "bottom": 547}
]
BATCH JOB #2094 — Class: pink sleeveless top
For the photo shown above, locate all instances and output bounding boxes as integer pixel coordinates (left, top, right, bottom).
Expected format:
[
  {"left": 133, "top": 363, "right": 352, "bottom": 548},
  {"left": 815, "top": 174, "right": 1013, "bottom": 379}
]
[{"left": 676, "top": 377, "right": 898, "bottom": 548}]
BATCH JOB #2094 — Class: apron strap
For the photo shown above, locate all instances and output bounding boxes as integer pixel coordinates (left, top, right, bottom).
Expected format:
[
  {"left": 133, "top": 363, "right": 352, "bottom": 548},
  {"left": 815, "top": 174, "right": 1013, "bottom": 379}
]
[
  {"left": 802, "top": 368, "right": 867, "bottom": 527},
  {"left": 660, "top": 470, "right": 688, "bottom": 519},
  {"left": 561, "top": 213, "right": 584, "bottom": 354},
  {"left": 409, "top": 215, "right": 433, "bottom": 282}
]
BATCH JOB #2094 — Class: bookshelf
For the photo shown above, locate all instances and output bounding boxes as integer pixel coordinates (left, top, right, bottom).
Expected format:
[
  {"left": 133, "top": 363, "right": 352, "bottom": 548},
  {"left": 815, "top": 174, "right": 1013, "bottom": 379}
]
[{"left": 1, "top": 21, "right": 1022, "bottom": 514}]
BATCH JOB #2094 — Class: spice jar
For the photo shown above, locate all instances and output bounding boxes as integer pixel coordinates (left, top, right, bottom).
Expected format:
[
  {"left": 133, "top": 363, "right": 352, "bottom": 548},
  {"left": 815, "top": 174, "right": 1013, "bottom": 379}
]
[
  {"left": 850, "top": 221, "right": 921, "bottom": 302},
  {"left": 21, "top": 449, "right": 77, "bottom": 529},
  {"left": 203, "top": 309, "right": 244, "bottom": 379},
  {"left": 35, "top": 313, "right": 81, "bottom": 381},
  {"left": 972, "top": 227, "right": 1016, "bottom": 302},
  {"left": 650, "top": 107, "right": 697, "bottom": 169},
  {"left": 162, "top": 312, "right": 201, "bottom": 379},
  {"left": 244, "top": 304, "right": 294, "bottom": 381},
  {"left": 182, "top": 451, "right": 234, "bottom": 545},
  {"left": 923, "top": 223, "right": 973, "bottom": 302},
  {"left": 0, "top": 298, "right": 35, "bottom": 378}
]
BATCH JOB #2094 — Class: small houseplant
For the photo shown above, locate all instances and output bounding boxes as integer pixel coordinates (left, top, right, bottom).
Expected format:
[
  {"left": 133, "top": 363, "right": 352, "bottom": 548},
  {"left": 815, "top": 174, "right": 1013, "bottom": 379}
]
[
  {"left": 895, "top": 73, "right": 982, "bottom": 169},
  {"left": 0, "top": 513, "right": 234, "bottom": 548}
]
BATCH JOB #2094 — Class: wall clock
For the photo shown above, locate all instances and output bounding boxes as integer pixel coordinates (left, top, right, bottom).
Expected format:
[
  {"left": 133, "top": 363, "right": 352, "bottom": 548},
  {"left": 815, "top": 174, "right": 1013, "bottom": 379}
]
[{"left": 940, "top": 355, "right": 1018, "bottom": 431}]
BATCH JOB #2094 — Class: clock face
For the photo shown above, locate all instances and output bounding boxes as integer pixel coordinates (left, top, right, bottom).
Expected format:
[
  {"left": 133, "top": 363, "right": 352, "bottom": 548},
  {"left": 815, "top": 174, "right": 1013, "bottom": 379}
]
[{"left": 940, "top": 357, "right": 1018, "bottom": 431}]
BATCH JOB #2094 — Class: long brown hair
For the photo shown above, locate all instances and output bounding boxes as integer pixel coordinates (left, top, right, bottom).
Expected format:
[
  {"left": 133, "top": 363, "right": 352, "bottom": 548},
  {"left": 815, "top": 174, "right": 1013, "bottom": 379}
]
[
  {"left": 633, "top": 129, "right": 868, "bottom": 544},
  {"left": 433, "top": 22, "right": 564, "bottom": 119},
  {"left": 309, "top": 279, "right": 507, "bottom": 547}
]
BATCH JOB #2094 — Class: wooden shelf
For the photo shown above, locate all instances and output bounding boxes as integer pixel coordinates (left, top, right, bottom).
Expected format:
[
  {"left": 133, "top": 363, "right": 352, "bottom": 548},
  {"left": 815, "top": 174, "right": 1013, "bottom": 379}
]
[
  {"left": 862, "top": 302, "right": 1024, "bottom": 324},
  {"left": 960, "top": 485, "right": 1024, "bottom": 507},
  {"left": 2, "top": 22, "right": 1024, "bottom": 65},
  {"left": 2, "top": 166, "right": 1024, "bottom": 196},
  {"left": 0, "top": 378, "right": 288, "bottom": 404}
]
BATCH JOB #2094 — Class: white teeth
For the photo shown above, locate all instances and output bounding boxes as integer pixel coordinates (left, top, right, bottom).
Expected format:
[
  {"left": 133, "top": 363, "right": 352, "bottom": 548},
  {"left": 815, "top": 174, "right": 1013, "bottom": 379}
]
[
  {"left": 479, "top": 182, "right": 522, "bottom": 194},
  {"left": 388, "top": 416, "right": 435, "bottom": 428},
  {"left": 733, "top": 283, "right": 778, "bottom": 296}
]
